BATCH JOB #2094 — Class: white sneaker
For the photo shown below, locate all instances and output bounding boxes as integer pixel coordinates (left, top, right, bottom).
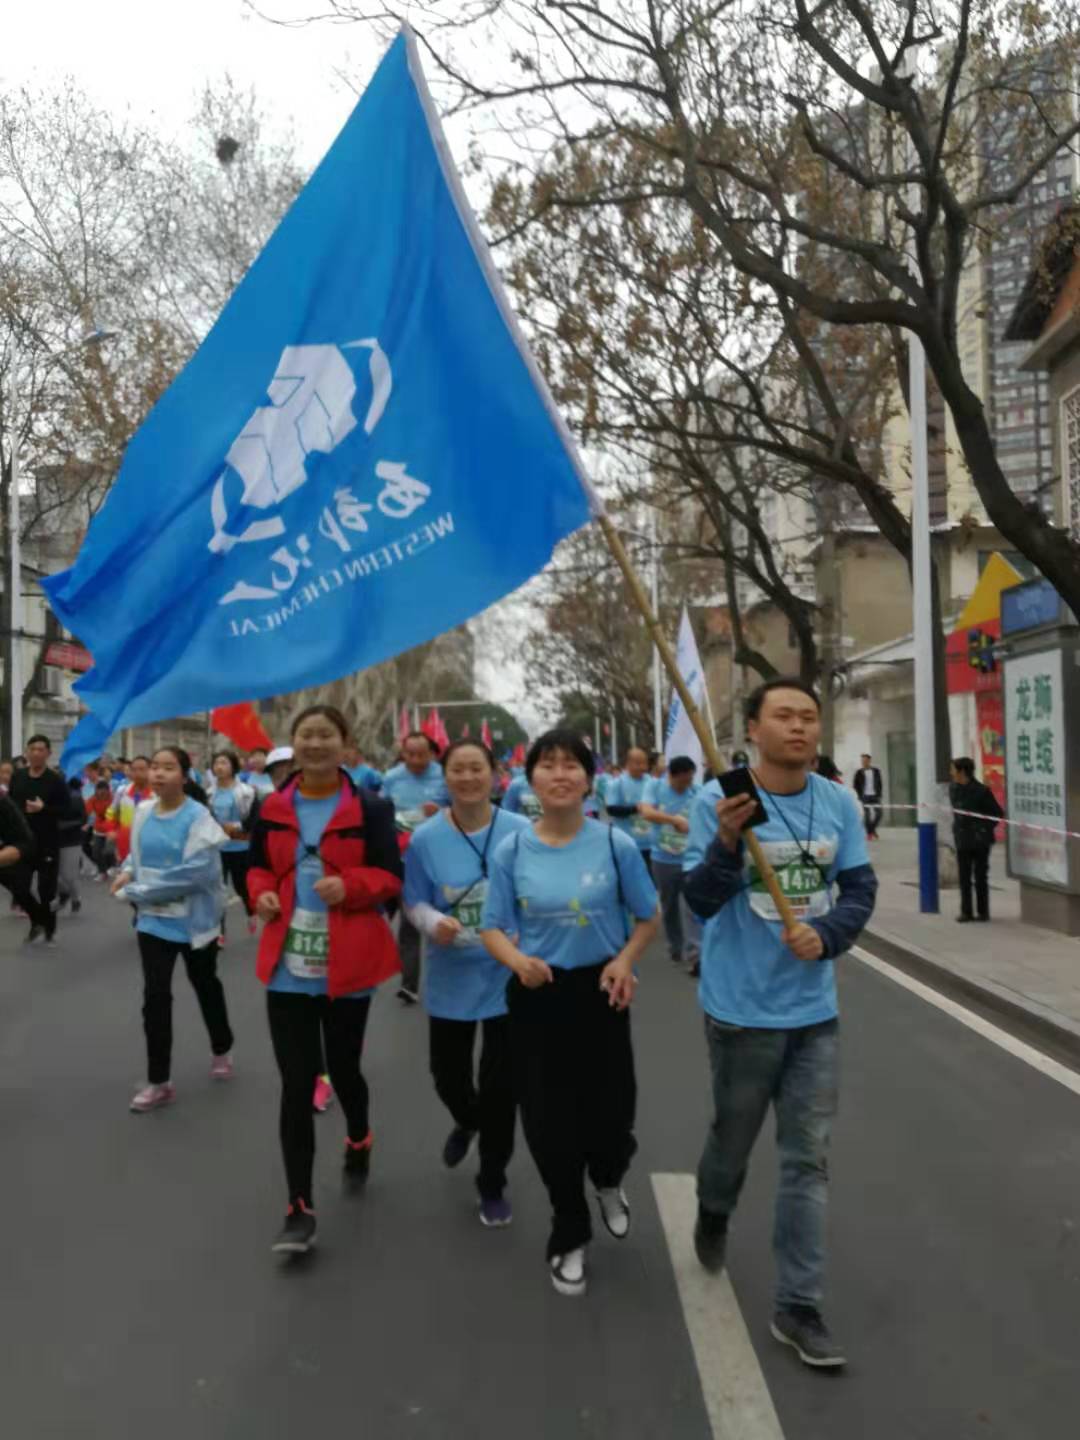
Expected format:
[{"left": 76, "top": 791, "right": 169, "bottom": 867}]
[
  {"left": 550, "top": 1247, "right": 587, "bottom": 1297},
  {"left": 596, "top": 1186, "right": 631, "bottom": 1239},
  {"left": 130, "top": 1082, "right": 175, "bottom": 1113}
]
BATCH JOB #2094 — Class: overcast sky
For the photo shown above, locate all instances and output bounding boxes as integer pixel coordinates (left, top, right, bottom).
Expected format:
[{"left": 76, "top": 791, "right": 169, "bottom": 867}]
[{"left": 4, "top": 0, "right": 555, "bottom": 731}]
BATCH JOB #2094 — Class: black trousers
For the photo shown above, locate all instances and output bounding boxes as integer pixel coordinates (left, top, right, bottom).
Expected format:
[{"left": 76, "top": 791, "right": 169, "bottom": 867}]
[
  {"left": 266, "top": 990, "right": 373, "bottom": 1206},
  {"left": 138, "top": 931, "right": 235, "bottom": 1084},
  {"left": 957, "top": 845, "right": 991, "bottom": 920},
  {"left": 507, "top": 962, "right": 637, "bottom": 1257},
  {"left": 429, "top": 1014, "right": 515, "bottom": 1200},
  {"left": 221, "top": 850, "right": 252, "bottom": 915},
  {"left": 0, "top": 863, "right": 52, "bottom": 931},
  {"left": 862, "top": 803, "right": 882, "bottom": 837}
]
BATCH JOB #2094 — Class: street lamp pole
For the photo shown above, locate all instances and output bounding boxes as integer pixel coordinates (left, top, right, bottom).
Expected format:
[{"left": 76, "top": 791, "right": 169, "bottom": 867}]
[
  {"left": 8, "top": 358, "right": 23, "bottom": 760},
  {"left": 650, "top": 513, "right": 663, "bottom": 752},
  {"left": 6, "top": 327, "right": 115, "bottom": 761},
  {"left": 911, "top": 332, "right": 939, "bottom": 912}
]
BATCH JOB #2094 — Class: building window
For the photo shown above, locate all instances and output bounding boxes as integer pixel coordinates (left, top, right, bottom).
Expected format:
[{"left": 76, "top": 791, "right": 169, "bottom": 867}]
[{"left": 1061, "top": 385, "right": 1080, "bottom": 539}]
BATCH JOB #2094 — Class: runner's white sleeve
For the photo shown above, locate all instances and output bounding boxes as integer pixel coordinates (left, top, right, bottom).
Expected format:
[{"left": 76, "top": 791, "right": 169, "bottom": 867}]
[{"left": 404, "top": 899, "right": 446, "bottom": 939}]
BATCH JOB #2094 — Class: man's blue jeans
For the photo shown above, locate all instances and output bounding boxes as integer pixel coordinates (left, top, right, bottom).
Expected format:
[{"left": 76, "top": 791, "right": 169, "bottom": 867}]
[{"left": 698, "top": 1015, "right": 839, "bottom": 1309}]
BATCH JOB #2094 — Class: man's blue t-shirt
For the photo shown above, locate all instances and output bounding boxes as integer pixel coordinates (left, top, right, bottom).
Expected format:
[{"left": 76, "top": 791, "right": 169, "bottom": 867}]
[
  {"left": 483, "top": 819, "right": 658, "bottom": 971},
  {"left": 134, "top": 800, "right": 203, "bottom": 944},
  {"left": 504, "top": 775, "right": 543, "bottom": 820},
  {"left": 382, "top": 762, "right": 449, "bottom": 839},
  {"left": 683, "top": 774, "right": 869, "bottom": 1028},
  {"left": 606, "top": 773, "right": 655, "bottom": 851},
  {"left": 268, "top": 790, "right": 371, "bottom": 999},
  {"left": 644, "top": 777, "right": 701, "bottom": 864},
  {"left": 405, "top": 807, "right": 531, "bottom": 1020},
  {"left": 210, "top": 785, "right": 248, "bottom": 853}
]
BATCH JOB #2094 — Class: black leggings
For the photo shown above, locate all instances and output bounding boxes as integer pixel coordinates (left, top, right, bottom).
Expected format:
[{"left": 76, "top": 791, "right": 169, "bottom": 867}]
[
  {"left": 507, "top": 962, "right": 637, "bottom": 1257},
  {"left": 267, "top": 990, "right": 373, "bottom": 1206},
  {"left": 429, "top": 1015, "right": 515, "bottom": 1200},
  {"left": 221, "top": 850, "right": 253, "bottom": 915},
  {"left": 138, "top": 931, "right": 235, "bottom": 1084}
]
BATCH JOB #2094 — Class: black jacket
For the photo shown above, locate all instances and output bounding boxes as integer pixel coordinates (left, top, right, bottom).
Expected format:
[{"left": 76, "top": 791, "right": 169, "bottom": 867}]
[
  {"left": 950, "top": 779, "right": 1003, "bottom": 850},
  {"left": 853, "top": 766, "right": 883, "bottom": 802},
  {"left": 0, "top": 794, "right": 36, "bottom": 865},
  {"left": 9, "top": 766, "right": 71, "bottom": 854}
]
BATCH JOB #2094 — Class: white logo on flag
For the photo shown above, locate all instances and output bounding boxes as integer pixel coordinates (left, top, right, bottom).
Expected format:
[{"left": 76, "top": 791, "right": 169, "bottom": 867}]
[{"left": 209, "top": 340, "right": 392, "bottom": 555}]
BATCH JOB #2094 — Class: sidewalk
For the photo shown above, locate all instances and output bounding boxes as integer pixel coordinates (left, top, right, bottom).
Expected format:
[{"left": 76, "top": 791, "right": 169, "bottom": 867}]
[{"left": 861, "top": 829, "right": 1080, "bottom": 1064}]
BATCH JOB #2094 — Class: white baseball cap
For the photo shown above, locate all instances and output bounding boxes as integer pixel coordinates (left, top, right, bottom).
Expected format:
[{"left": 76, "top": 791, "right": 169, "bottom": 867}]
[{"left": 266, "top": 746, "right": 294, "bottom": 768}]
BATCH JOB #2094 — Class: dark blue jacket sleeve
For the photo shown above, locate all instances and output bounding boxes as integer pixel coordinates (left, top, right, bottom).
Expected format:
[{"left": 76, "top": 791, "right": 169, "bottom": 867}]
[
  {"left": 683, "top": 837, "right": 746, "bottom": 919},
  {"left": 808, "top": 863, "right": 878, "bottom": 959}
]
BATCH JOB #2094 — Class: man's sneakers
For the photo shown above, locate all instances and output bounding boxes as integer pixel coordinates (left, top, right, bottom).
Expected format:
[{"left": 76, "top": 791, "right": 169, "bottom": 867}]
[
  {"left": 26, "top": 925, "right": 44, "bottom": 945},
  {"left": 312, "top": 1075, "right": 335, "bottom": 1113},
  {"left": 272, "top": 1200, "right": 317, "bottom": 1254},
  {"left": 771, "top": 1305, "right": 847, "bottom": 1368},
  {"left": 397, "top": 985, "right": 419, "bottom": 1006},
  {"left": 442, "top": 1125, "right": 477, "bottom": 1169},
  {"left": 210, "top": 1052, "right": 234, "bottom": 1081},
  {"left": 343, "top": 1131, "right": 373, "bottom": 1184},
  {"left": 549, "top": 1247, "right": 587, "bottom": 1297},
  {"left": 693, "top": 1206, "right": 728, "bottom": 1274},
  {"left": 478, "top": 1194, "right": 513, "bottom": 1228},
  {"left": 595, "top": 1186, "right": 631, "bottom": 1239},
  {"left": 130, "top": 1082, "right": 176, "bottom": 1113}
]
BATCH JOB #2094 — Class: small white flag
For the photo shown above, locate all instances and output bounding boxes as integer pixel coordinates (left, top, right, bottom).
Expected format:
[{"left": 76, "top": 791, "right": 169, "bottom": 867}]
[{"left": 664, "top": 607, "right": 707, "bottom": 773}]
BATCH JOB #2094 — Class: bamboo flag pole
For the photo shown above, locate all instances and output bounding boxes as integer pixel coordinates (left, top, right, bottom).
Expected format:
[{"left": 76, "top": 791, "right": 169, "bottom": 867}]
[{"left": 596, "top": 512, "right": 798, "bottom": 931}]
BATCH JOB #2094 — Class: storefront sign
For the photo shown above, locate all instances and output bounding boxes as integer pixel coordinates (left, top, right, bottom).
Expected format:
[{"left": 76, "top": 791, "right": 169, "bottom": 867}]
[
  {"left": 1005, "top": 649, "right": 1068, "bottom": 885},
  {"left": 44, "top": 642, "right": 93, "bottom": 672}
]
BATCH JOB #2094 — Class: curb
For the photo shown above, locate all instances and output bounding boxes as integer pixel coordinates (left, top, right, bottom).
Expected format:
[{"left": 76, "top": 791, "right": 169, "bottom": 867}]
[{"left": 859, "top": 926, "right": 1080, "bottom": 1073}]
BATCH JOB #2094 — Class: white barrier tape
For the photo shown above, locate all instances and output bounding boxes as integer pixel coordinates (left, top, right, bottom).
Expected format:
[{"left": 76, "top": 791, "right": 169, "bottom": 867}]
[{"left": 874, "top": 801, "right": 1080, "bottom": 843}]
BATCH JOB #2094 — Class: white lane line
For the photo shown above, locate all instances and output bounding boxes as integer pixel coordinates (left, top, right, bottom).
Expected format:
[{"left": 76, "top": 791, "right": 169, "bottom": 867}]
[
  {"left": 851, "top": 945, "right": 1080, "bottom": 1099},
  {"left": 651, "top": 1173, "right": 785, "bottom": 1440}
]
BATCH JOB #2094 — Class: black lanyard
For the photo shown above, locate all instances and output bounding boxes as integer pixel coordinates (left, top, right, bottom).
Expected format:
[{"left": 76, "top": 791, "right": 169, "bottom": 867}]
[
  {"left": 446, "top": 806, "right": 499, "bottom": 915},
  {"left": 752, "top": 771, "right": 829, "bottom": 885}
]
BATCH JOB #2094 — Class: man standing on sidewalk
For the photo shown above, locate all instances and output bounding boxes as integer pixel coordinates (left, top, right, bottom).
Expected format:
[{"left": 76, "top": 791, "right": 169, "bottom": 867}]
[
  {"left": 683, "top": 679, "right": 878, "bottom": 1369},
  {"left": 853, "top": 752, "right": 883, "bottom": 839},
  {"left": 949, "top": 757, "right": 1004, "bottom": 924}
]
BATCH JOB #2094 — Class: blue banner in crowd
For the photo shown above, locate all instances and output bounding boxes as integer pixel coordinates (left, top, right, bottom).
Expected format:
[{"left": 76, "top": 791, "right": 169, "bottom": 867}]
[{"left": 45, "top": 28, "right": 595, "bottom": 773}]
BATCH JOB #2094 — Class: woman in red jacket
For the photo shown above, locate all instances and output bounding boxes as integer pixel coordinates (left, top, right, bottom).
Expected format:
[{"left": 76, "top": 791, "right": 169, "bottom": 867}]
[{"left": 246, "top": 705, "right": 403, "bottom": 1255}]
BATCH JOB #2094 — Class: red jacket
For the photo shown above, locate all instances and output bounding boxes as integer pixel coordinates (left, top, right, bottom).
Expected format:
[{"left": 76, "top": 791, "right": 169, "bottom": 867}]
[{"left": 246, "top": 775, "right": 403, "bottom": 998}]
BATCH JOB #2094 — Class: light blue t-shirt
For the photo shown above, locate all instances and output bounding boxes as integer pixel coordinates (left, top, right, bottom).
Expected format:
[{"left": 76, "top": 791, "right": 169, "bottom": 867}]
[
  {"left": 683, "top": 774, "right": 869, "bottom": 1028},
  {"left": 606, "top": 773, "right": 655, "bottom": 851},
  {"left": 346, "top": 762, "right": 383, "bottom": 792},
  {"left": 644, "top": 776, "right": 701, "bottom": 864},
  {"left": 242, "top": 771, "right": 275, "bottom": 799},
  {"left": 482, "top": 818, "right": 658, "bottom": 971},
  {"left": 268, "top": 791, "right": 371, "bottom": 998},
  {"left": 405, "top": 807, "right": 531, "bottom": 1020},
  {"left": 210, "top": 784, "right": 248, "bottom": 853},
  {"left": 504, "top": 775, "right": 543, "bottom": 820},
  {"left": 135, "top": 799, "right": 203, "bottom": 943},
  {"left": 382, "top": 762, "right": 449, "bottom": 839}
]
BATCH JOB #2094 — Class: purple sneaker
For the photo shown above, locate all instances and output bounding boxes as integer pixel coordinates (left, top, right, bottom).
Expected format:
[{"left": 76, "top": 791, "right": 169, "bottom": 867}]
[{"left": 478, "top": 1195, "right": 512, "bottom": 1228}]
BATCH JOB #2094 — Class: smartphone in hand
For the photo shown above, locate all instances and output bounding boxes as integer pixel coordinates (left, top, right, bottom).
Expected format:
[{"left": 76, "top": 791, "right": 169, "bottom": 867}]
[{"left": 717, "top": 767, "right": 769, "bottom": 829}]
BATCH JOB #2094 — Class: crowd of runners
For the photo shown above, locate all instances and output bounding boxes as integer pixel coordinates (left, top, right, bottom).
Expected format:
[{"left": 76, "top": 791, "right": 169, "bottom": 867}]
[{"left": 0, "top": 678, "right": 880, "bottom": 1370}]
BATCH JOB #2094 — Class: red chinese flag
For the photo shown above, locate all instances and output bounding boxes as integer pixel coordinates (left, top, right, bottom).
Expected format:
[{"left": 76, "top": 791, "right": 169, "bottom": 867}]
[
  {"left": 399, "top": 705, "right": 412, "bottom": 744},
  {"left": 211, "top": 703, "right": 273, "bottom": 753},
  {"left": 421, "top": 709, "right": 441, "bottom": 745},
  {"left": 481, "top": 719, "right": 493, "bottom": 750}
]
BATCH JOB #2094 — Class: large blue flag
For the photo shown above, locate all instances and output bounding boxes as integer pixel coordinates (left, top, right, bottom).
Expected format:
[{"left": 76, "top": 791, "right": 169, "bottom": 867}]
[{"left": 45, "top": 28, "right": 595, "bottom": 773}]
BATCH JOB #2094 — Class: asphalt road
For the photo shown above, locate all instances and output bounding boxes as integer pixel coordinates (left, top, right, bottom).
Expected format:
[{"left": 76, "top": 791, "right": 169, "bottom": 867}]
[{"left": 2, "top": 882, "right": 1079, "bottom": 1438}]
